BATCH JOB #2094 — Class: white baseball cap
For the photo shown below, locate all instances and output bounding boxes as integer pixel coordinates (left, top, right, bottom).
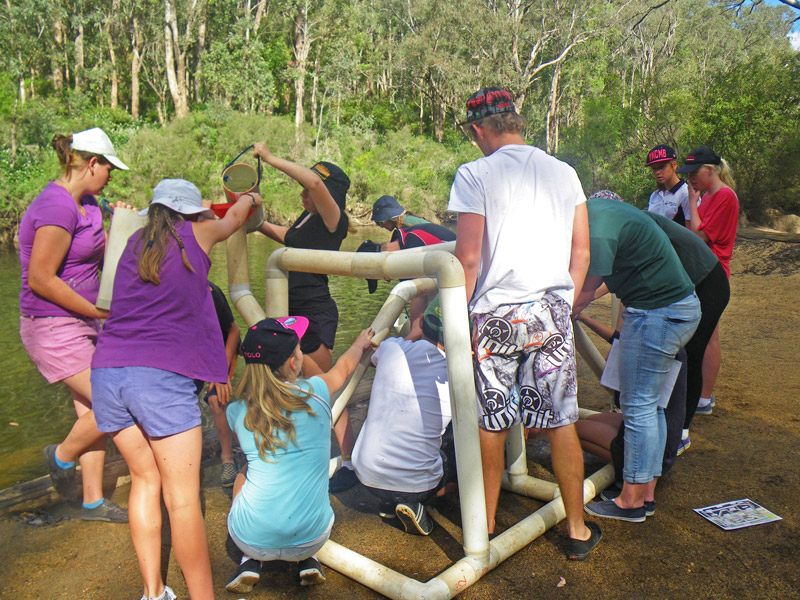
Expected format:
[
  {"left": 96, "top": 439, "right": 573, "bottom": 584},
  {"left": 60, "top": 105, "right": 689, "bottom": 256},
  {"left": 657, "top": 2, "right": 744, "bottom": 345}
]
[
  {"left": 139, "top": 178, "right": 214, "bottom": 218},
  {"left": 70, "top": 127, "right": 130, "bottom": 171}
]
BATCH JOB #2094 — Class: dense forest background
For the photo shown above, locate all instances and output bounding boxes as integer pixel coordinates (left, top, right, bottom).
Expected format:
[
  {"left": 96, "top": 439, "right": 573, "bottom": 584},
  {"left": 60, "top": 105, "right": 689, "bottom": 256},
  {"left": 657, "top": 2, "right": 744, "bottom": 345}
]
[{"left": 1, "top": 0, "right": 799, "bottom": 231}]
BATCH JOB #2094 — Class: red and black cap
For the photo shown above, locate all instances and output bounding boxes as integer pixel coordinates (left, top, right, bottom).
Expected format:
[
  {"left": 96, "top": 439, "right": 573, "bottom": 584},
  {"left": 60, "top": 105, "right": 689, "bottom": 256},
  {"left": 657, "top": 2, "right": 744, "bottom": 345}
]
[
  {"left": 645, "top": 144, "right": 677, "bottom": 166},
  {"left": 460, "top": 87, "right": 516, "bottom": 126},
  {"left": 676, "top": 146, "right": 722, "bottom": 174}
]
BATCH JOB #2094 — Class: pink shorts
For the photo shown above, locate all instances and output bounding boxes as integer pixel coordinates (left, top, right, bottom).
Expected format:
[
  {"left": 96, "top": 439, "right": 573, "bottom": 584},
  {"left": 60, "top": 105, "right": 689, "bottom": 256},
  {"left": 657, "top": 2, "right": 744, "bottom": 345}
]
[{"left": 19, "top": 315, "right": 100, "bottom": 383}]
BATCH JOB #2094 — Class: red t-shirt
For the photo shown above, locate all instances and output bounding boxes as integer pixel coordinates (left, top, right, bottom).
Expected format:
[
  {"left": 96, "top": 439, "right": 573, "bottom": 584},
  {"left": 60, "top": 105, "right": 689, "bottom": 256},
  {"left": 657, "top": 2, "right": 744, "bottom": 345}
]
[{"left": 698, "top": 187, "right": 739, "bottom": 278}]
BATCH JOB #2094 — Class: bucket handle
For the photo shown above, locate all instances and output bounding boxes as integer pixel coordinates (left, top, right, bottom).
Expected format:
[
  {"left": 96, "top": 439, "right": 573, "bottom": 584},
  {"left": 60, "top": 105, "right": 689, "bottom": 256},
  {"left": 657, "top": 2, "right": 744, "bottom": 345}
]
[
  {"left": 222, "top": 145, "right": 261, "bottom": 185},
  {"left": 100, "top": 198, "right": 114, "bottom": 214}
]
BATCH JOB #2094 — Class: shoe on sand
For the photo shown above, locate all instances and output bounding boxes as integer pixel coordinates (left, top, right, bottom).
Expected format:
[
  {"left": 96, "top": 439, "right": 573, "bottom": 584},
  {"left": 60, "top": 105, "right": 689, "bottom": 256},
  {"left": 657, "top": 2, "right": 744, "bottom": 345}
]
[
  {"left": 81, "top": 499, "right": 128, "bottom": 523},
  {"left": 565, "top": 521, "right": 603, "bottom": 561},
  {"left": 677, "top": 434, "right": 691, "bottom": 455},
  {"left": 226, "top": 559, "right": 261, "bottom": 593},
  {"left": 328, "top": 466, "right": 359, "bottom": 493},
  {"left": 600, "top": 487, "right": 655, "bottom": 517},
  {"left": 140, "top": 585, "right": 176, "bottom": 600},
  {"left": 298, "top": 556, "right": 326, "bottom": 586},
  {"left": 584, "top": 500, "right": 646, "bottom": 523},
  {"left": 395, "top": 502, "right": 433, "bottom": 535}
]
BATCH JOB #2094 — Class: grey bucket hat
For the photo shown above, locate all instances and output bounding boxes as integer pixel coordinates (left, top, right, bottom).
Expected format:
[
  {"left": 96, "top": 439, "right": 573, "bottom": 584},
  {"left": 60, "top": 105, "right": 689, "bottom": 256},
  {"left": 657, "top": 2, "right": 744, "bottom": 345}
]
[{"left": 139, "top": 179, "right": 214, "bottom": 218}]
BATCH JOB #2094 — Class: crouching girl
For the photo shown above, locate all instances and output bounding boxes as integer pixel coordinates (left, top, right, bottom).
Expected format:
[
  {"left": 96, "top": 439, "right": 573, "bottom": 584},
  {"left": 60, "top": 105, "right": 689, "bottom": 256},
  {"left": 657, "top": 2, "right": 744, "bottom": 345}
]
[{"left": 225, "top": 317, "right": 374, "bottom": 593}]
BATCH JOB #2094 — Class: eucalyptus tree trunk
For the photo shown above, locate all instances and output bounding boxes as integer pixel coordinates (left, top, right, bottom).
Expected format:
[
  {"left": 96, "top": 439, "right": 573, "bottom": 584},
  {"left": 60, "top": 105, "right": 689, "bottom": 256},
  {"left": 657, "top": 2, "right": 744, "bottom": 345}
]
[
  {"left": 253, "top": 0, "right": 269, "bottom": 32},
  {"left": 293, "top": 1, "right": 313, "bottom": 132},
  {"left": 107, "top": 30, "right": 119, "bottom": 108},
  {"left": 53, "top": 19, "right": 64, "bottom": 91},
  {"left": 546, "top": 61, "right": 562, "bottom": 155},
  {"left": 164, "top": 0, "right": 189, "bottom": 118},
  {"left": 310, "top": 50, "right": 320, "bottom": 127},
  {"left": 131, "top": 16, "right": 143, "bottom": 119},
  {"left": 75, "top": 23, "right": 85, "bottom": 92}
]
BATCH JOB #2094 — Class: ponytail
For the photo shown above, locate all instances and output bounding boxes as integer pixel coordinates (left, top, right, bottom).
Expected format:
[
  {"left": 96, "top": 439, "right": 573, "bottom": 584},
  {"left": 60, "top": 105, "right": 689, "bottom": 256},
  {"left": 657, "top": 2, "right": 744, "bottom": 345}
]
[
  {"left": 51, "top": 133, "right": 109, "bottom": 177},
  {"left": 136, "top": 204, "right": 195, "bottom": 284},
  {"left": 715, "top": 158, "right": 736, "bottom": 191}
]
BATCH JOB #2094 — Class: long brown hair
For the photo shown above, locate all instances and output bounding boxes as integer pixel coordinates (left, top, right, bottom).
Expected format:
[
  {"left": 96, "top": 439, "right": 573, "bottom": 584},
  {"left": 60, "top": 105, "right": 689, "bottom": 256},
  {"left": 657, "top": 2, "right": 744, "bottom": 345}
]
[
  {"left": 136, "top": 204, "right": 195, "bottom": 284},
  {"left": 52, "top": 134, "right": 109, "bottom": 176},
  {"left": 235, "top": 361, "right": 315, "bottom": 462}
]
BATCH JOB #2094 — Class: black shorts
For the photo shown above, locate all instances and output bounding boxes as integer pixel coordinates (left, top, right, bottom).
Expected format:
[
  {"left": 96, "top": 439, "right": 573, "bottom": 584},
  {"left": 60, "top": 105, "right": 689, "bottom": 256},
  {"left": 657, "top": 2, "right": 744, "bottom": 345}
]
[{"left": 294, "top": 302, "right": 339, "bottom": 355}]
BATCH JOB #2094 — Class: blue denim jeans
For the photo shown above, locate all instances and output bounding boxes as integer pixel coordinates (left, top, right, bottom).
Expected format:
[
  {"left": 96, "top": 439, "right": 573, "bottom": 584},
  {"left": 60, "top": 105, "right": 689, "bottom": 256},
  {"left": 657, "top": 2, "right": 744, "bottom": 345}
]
[{"left": 618, "top": 293, "right": 701, "bottom": 483}]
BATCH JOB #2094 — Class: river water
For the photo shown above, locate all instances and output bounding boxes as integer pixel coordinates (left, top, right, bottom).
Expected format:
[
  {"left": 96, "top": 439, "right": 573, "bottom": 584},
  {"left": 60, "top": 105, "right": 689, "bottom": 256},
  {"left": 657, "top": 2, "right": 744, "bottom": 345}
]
[{"left": 0, "top": 228, "right": 396, "bottom": 489}]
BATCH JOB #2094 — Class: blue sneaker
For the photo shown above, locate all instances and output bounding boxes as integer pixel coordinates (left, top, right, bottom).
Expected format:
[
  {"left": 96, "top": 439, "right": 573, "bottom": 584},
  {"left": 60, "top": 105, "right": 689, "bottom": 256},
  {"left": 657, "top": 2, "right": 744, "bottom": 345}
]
[
  {"left": 677, "top": 434, "right": 691, "bottom": 455},
  {"left": 696, "top": 395, "right": 714, "bottom": 415},
  {"left": 584, "top": 500, "right": 646, "bottom": 523}
]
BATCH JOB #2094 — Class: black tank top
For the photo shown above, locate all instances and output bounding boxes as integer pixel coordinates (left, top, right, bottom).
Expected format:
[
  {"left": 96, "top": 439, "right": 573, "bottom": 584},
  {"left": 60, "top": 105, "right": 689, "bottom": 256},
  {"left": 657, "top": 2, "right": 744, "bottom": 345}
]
[{"left": 283, "top": 210, "right": 348, "bottom": 312}]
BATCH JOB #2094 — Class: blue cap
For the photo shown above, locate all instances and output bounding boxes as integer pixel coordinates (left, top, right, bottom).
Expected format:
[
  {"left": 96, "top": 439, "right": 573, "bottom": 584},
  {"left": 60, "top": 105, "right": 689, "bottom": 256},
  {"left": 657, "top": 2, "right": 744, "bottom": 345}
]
[{"left": 372, "top": 195, "right": 405, "bottom": 223}]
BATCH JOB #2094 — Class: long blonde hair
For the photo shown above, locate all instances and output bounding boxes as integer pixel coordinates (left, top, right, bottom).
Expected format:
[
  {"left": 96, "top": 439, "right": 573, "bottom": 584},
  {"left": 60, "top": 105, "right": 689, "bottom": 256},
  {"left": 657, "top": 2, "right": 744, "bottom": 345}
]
[
  {"left": 135, "top": 204, "right": 195, "bottom": 284},
  {"left": 235, "top": 361, "right": 315, "bottom": 462},
  {"left": 714, "top": 158, "right": 736, "bottom": 191}
]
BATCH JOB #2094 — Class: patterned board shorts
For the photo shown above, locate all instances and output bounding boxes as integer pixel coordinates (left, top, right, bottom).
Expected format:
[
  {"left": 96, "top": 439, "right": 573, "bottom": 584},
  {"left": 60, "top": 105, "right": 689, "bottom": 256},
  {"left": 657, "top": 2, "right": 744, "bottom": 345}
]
[{"left": 471, "top": 293, "right": 579, "bottom": 432}]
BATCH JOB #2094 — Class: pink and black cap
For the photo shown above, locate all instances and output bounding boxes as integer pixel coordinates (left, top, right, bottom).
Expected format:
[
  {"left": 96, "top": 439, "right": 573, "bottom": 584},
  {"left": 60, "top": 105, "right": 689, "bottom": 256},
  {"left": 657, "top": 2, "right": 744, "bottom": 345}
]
[
  {"left": 677, "top": 146, "right": 722, "bottom": 174},
  {"left": 460, "top": 87, "right": 516, "bottom": 126},
  {"left": 241, "top": 316, "right": 309, "bottom": 370},
  {"left": 645, "top": 144, "right": 677, "bottom": 166}
]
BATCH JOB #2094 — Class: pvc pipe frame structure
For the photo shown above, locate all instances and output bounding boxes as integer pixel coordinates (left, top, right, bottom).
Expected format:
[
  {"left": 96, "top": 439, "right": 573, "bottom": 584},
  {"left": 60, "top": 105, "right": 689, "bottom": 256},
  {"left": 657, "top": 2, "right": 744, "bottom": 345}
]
[{"left": 225, "top": 232, "right": 615, "bottom": 599}]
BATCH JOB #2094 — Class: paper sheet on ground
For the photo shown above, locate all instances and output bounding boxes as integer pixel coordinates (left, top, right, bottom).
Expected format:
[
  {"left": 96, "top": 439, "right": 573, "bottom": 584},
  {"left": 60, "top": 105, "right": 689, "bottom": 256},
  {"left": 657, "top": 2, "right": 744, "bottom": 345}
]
[
  {"left": 694, "top": 499, "right": 782, "bottom": 530},
  {"left": 599, "top": 340, "right": 682, "bottom": 409}
]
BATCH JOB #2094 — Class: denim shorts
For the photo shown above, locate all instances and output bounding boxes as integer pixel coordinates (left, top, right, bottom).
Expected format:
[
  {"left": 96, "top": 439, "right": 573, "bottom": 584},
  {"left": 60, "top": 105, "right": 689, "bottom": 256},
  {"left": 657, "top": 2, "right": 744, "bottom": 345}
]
[
  {"left": 228, "top": 513, "right": 334, "bottom": 562},
  {"left": 91, "top": 366, "right": 202, "bottom": 437},
  {"left": 19, "top": 315, "right": 100, "bottom": 383},
  {"left": 471, "top": 293, "right": 579, "bottom": 431}
]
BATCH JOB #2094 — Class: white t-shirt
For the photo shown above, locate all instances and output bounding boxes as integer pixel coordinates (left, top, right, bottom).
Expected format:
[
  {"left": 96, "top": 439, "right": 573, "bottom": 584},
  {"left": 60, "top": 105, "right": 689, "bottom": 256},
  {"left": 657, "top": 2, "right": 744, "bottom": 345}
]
[
  {"left": 447, "top": 144, "right": 585, "bottom": 313},
  {"left": 648, "top": 181, "right": 690, "bottom": 222},
  {"left": 352, "top": 338, "right": 451, "bottom": 493}
]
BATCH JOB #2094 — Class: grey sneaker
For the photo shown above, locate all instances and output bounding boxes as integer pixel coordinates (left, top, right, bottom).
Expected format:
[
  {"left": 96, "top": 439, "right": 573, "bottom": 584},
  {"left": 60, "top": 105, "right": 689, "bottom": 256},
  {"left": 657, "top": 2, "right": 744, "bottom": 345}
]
[
  {"left": 395, "top": 502, "right": 433, "bottom": 535},
  {"left": 221, "top": 461, "right": 238, "bottom": 488},
  {"left": 81, "top": 499, "right": 129, "bottom": 523},
  {"left": 43, "top": 444, "right": 79, "bottom": 501},
  {"left": 140, "top": 586, "right": 176, "bottom": 600}
]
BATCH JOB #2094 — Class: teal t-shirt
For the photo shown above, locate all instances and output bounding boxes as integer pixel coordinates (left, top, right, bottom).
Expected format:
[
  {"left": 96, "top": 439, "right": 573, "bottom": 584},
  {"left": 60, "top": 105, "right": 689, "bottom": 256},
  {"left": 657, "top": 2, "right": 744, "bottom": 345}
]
[
  {"left": 226, "top": 376, "right": 333, "bottom": 550},
  {"left": 643, "top": 211, "right": 720, "bottom": 285},
  {"left": 402, "top": 214, "right": 429, "bottom": 226},
  {"left": 586, "top": 198, "right": 694, "bottom": 309}
]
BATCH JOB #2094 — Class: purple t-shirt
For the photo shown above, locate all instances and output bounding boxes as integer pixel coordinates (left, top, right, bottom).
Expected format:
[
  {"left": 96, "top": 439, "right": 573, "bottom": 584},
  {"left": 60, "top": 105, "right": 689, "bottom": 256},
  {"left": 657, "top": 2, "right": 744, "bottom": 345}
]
[
  {"left": 18, "top": 181, "right": 105, "bottom": 317},
  {"left": 92, "top": 220, "right": 228, "bottom": 384}
]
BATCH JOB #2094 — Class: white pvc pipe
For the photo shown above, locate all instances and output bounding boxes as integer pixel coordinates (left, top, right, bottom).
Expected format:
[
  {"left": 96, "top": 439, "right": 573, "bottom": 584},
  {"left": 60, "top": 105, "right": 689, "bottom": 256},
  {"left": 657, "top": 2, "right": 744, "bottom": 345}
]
[
  {"left": 225, "top": 225, "right": 266, "bottom": 326},
  {"left": 330, "top": 278, "right": 438, "bottom": 425},
  {"left": 264, "top": 247, "right": 490, "bottom": 561},
  {"left": 317, "top": 463, "right": 616, "bottom": 600}
]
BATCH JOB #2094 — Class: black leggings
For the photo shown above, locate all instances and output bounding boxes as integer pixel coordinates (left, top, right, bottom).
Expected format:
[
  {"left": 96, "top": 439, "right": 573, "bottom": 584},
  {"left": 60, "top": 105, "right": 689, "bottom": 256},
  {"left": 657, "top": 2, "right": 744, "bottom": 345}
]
[{"left": 683, "top": 263, "right": 730, "bottom": 429}]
